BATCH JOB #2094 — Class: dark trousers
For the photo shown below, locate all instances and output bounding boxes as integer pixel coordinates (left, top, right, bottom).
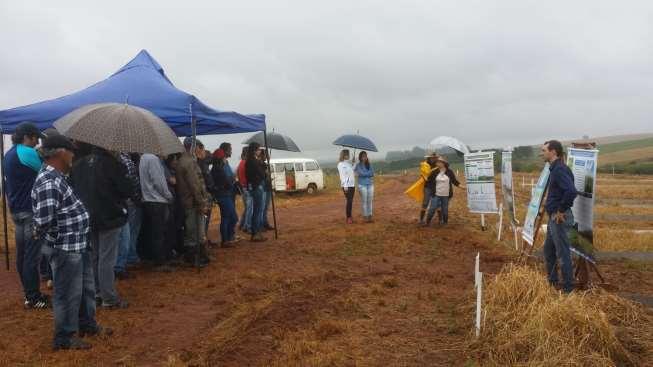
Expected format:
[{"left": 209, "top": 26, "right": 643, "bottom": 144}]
[
  {"left": 42, "top": 246, "right": 97, "bottom": 348},
  {"left": 250, "top": 185, "right": 265, "bottom": 235},
  {"left": 543, "top": 210, "right": 575, "bottom": 293},
  {"left": 343, "top": 187, "right": 355, "bottom": 218},
  {"left": 12, "top": 212, "right": 43, "bottom": 302},
  {"left": 142, "top": 202, "right": 170, "bottom": 264},
  {"left": 217, "top": 195, "right": 238, "bottom": 242}
]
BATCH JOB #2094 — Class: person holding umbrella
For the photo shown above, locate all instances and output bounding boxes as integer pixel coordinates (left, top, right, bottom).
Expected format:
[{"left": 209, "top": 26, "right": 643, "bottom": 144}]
[
  {"left": 354, "top": 151, "right": 375, "bottom": 222},
  {"left": 424, "top": 156, "right": 464, "bottom": 226},
  {"left": 337, "top": 149, "right": 356, "bottom": 224}
]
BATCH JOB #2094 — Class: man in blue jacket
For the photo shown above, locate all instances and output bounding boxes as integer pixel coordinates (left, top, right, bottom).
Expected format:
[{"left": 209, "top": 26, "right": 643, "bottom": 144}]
[
  {"left": 541, "top": 140, "right": 577, "bottom": 293},
  {"left": 2, "top": 122, "right": 50, "bottom": 309}
]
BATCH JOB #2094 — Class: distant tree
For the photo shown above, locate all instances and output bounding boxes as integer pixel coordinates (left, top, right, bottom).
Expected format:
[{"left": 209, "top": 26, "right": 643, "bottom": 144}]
[{"left": 513, "top": 146, "right": 534, "bottom": 159}]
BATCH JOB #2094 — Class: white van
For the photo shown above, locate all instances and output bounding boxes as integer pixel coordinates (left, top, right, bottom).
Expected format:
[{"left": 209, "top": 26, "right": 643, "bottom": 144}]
[{"left": 270, "top": 158, "right": 325, "bottom": 194}]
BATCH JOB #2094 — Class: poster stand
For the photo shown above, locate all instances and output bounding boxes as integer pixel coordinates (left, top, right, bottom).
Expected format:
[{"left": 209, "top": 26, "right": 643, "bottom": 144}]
[
  {"left": 519, "top": 185, "right": 548, "bottom": 262},
  {"left": 570, "top": 141, "right": 606, "bottom": 290}
]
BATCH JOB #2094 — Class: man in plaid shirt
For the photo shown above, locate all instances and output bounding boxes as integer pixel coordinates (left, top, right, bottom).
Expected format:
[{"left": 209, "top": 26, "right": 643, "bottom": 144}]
[{"left": 32, "top": 135, "right": 112, "bottom": 350}]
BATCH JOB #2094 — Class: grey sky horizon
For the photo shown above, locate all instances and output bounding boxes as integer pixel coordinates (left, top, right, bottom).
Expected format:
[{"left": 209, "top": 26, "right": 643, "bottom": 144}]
[{"left": 2, "top": 1, "right": 652, "bottom": 161}]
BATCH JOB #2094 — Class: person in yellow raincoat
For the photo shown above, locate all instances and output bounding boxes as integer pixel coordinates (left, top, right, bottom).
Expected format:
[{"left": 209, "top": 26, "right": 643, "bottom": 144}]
[{"left": 404, "top": 153, "right": 439, "bottom": 224}]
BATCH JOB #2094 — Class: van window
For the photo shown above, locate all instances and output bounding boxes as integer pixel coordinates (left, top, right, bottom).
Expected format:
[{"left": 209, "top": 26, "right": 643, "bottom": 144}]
[
  {"left": 294, "top": 163, "right": 304, "bottom": 172},
  {"left": 305, "top": 161, "right": 319, "bottom": 171},
  {"left": 284, "top": 163, "right": 295, "bottom": 171},
  {"left": 274, "top": 163, "right": 285, "bottom": 172}
]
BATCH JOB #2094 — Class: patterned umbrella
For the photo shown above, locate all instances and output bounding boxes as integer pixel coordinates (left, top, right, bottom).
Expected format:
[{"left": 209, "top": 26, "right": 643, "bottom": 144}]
[
  {"left": 243, "top": 131, "right": 301, "bottom": 152},
  {"left": 53, "top": 103, "right": 184, "bottom": 156}
]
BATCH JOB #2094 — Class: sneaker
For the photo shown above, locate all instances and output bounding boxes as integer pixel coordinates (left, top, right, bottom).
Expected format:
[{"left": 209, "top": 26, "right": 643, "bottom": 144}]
[
  {"left": 53, "top": 337, "right": 92, "bottom": 351},
  {"left": 79, "top": 325, "right": 114, "bottom": 338},
  {"left": 24, "top": 295, "right": 51, "bottom": 310},
  {"left": 346, "top": 218, "right": 354, "bottom": 224},
  {"left": 264, "top": 224, "right": 275, "bottom": 231},
  {"left": 101, "top": 300, "right": 130, "bottom": 310},
  {"left": 46, "top": 280, "right": 53, "bottom": 290}
]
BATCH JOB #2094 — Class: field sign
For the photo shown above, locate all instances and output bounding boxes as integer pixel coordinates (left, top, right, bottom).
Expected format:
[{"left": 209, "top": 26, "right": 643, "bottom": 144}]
[{"left": 464, "top": 152, "right": 498, "bottom": 214}]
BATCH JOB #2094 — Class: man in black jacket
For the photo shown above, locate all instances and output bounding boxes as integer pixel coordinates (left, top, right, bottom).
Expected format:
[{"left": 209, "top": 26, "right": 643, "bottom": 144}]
[{"left": 71, "top": 147, "right": 132, "bottom": 309}]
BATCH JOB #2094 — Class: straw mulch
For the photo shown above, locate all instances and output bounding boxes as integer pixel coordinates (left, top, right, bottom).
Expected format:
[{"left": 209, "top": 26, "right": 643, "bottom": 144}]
[{"left": 470, "top": 264, "right": 653, "bottom": 367}]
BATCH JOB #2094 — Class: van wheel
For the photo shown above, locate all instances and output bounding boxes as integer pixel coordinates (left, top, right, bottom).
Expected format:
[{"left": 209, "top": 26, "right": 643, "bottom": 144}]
[{"left": 307, "top": 183, "right": 318, "bottom": 195}]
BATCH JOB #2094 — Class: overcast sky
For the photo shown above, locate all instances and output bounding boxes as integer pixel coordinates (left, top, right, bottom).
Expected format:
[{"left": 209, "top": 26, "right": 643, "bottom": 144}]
[{"left": 1, "top": 1, "right": 652, "bottom": 160}]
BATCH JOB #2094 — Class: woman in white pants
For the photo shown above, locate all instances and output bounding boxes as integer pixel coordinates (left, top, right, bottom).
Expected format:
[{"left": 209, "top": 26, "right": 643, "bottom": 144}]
[{"left": 337, "top": 149, "right": 356, "bottom": 224}]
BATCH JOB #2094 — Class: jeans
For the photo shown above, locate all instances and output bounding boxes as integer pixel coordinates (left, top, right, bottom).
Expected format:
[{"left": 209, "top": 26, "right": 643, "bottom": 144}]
[
  {"left": 184, "top": 209, "right": 207, "bottom": 248},
  {"left": 217, "top": 195, "right": 238, "bottom": 242},
  {"left": 358, "top": 184, "right": 374, "bottom": 217},
  {"left": 239, "top": 189, "right": 253, "bottom": 231},
  {"left": 12, "top": 212, "right": 42, "bottom": 302},
  {"left": 428, "top": 196, "right": 450, "bottom": 223},
  {"left": 91, "top": 227, "right": 122, "bottom": 305},
  {"left": 40, "top": 255, "right": 52, "bottom": 281},
  {"left": 422, "top": 187, "right": 434, "bottom": 210},
  {"left": 42, "top": 246, "right": 97, "bottom": 348},
  {"left": 114, "top": 223, "right": 130, "bottom": 274},
  {"left": 260, "top": 189, "right": 272, "bottom": 227},
  {"left": 250, "top": 185, "right": 265, "bottom": 235},
  {"left": 543, "top": 209, "right": 575, "bottom": 293},
  {"left": 343, "top": 187, "right": 355, "bottom": 219},
  {"left": 143, "top": 202, "right": 170, "bottom": 264},
  {"left": 127, "top": 204, "right": 142, "bottom": 264}
]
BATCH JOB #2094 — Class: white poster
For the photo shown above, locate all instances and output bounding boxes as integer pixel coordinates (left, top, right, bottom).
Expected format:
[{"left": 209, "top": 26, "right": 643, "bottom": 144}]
[
  {"left": 567, "top": 148, "right": 599, "bottom": 263},
  {"left": 501, "top": 151, "right": 518, "bottom": 225},
  {"left": 522, "top": 163, "right": 550, "bottom": 245},
  {"left": 464, "top": 152, "right": 498, "bottom": 214}
]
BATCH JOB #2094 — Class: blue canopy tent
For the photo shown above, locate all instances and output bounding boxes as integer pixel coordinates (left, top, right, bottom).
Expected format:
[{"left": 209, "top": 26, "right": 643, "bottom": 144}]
[
  {"left": 0, "top": 51, "right": 276, "bottom": 269},
  {"left": 0, "top": 49, "right": 265, "bottom": 135}
]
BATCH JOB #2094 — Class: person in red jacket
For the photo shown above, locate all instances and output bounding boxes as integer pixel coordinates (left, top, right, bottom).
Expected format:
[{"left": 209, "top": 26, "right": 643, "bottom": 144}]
[{"left": 237, "top": 147, "right": 253, "bottom": 234}]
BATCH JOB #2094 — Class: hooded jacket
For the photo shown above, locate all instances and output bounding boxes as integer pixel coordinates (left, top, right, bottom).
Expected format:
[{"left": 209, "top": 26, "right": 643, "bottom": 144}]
[{"left": 71, "top": 149, "right": 133, "bottom": 231}]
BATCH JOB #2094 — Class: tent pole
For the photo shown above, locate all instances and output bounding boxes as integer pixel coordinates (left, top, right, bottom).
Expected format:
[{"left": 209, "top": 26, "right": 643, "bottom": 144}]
[
  {"left": 1, "top": 133, "right": 9, "bottom": 270},
  {"left": 264, "top": 129, "right": 278, "bottom": 239}
]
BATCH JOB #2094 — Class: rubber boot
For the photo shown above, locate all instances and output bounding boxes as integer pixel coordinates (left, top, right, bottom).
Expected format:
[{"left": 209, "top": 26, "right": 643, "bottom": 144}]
[{"left": 419, "top": 210, "right": 426, "bottom": 224}]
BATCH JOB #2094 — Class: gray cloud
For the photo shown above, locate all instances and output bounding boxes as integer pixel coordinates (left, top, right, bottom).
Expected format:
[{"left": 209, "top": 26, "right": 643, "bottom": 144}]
[{"left": 2, "top": 0, "right": 652, "bottom": 160}]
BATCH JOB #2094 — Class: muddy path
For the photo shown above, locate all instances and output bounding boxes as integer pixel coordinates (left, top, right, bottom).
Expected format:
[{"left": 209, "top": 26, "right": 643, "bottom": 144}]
[{"left": 0, "top": 176, "right": 650, "bottom": 366}]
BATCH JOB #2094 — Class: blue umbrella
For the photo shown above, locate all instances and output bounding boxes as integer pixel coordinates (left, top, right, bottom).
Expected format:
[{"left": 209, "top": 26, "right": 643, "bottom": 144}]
[{"left": 333, "top": 134, "right": 378, "bottom": 152}]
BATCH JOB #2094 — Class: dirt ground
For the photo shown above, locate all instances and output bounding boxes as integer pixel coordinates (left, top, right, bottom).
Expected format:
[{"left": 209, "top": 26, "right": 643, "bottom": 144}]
[{"left": 0, "top": 175, "right": 651, "bottom": 366}]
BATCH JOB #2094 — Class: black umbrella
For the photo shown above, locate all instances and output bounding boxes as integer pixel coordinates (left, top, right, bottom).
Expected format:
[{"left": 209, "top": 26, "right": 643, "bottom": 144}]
[
  {"left": 243, "top": 131, "right": 301, "bottom": 152},
  {"left": 333, "top": 134, "right": 378, "bottom": 152}
]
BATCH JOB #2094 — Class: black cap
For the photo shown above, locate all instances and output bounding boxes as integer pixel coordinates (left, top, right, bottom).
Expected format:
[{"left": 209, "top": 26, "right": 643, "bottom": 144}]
[
  {"left": 15, "top": 122, "right": 46, "bottom": 140},
  {"left": 42, "top": 134, "right": 75, "bottom": 151}
]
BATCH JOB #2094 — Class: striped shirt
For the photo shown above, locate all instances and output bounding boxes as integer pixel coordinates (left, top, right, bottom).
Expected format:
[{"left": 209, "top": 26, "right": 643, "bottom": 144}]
[{"left": 31, "top": 165, "right": 90, "bottom": 252}]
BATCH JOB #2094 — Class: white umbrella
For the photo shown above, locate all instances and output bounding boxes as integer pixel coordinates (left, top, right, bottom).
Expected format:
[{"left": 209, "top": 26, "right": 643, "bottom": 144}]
[{"left": 428, "top": 136, "right": 470, "bottom": 155}]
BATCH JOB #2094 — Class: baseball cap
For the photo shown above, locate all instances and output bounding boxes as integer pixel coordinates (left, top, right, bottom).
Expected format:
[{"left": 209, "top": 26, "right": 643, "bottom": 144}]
[{"left": 42, "top": 134, "right": 76, "bottom": 151}]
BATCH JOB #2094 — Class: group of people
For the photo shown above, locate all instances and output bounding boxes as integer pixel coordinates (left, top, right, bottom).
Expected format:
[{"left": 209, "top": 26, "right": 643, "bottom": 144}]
[{"left": 3, "top": 122, "right": 275, "bottom": 350}]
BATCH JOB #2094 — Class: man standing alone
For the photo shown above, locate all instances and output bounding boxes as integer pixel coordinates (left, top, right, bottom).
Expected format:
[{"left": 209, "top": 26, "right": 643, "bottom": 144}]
[{"left": 541, "top": 140, "right": 577, "bottom": 293}]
